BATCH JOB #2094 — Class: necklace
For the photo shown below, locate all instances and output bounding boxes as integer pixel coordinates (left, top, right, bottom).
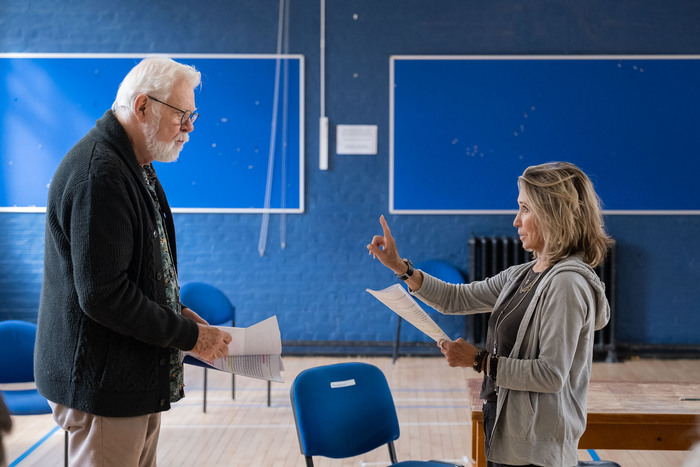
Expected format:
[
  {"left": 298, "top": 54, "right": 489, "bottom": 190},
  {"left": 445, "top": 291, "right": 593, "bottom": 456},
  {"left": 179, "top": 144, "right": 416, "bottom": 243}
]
[
  {"left": 519, "top": 267, "right": 542, "bottom": 294},
  {"left": 492, "top": 266, "right": 544, "bottom": 355}
]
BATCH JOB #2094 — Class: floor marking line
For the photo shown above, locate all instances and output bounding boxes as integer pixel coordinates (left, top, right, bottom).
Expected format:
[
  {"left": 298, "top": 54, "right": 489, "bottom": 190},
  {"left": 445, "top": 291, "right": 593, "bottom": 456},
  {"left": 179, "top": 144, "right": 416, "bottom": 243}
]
[{"left": 9, "top": 425, "right": 60, "bottom": 467}]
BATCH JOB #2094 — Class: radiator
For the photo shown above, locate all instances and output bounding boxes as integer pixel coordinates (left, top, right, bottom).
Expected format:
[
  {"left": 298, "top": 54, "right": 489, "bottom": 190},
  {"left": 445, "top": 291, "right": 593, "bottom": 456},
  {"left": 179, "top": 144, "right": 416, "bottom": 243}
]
[{"left": 467, "top": 236, "right": 617, "bottom": 362}]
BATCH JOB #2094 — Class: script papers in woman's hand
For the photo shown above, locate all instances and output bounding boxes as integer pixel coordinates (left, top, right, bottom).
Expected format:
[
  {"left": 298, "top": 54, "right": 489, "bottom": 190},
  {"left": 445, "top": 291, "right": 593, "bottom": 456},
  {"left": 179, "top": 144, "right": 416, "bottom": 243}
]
[{"left": 366, "top": 284, "right": 450, "bottom": 342}]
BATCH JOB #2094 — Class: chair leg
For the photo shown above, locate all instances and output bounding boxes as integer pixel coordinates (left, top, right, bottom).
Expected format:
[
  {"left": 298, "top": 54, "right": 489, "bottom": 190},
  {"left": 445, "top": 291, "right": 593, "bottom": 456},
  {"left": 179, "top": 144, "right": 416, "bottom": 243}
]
[
  {"left": 231, "top": 373, "right": 235, "bottom": 400},
  {"left": 203, "top": 367, "right": 208, "bottom": 413},
  {"left": 64, "top": 429, "right": 68, "bottom": 466},
  {"left": 387, "top": 441, "right": 399, "bottom": 464},
  {"left": 267, "top": 381, "right": 271, "bottom": 407},
  {"left": 393, "top": 317, "right": 402, "bottom": 364},
  {"left": 577, "top": 462, "right": 621, "bottom": 467}
]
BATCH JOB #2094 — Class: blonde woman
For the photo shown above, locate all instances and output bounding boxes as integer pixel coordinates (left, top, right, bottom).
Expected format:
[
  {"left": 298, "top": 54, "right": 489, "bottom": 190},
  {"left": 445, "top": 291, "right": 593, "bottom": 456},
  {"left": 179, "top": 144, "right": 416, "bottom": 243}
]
[{"left": 368, "top": 162, "right": 612, "bottom": 467}]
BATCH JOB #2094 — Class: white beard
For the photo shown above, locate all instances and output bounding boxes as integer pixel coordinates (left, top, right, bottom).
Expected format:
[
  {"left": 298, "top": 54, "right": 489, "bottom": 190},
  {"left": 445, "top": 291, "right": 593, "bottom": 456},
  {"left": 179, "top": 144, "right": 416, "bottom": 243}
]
[{"left": 143, "top": 120, "right": 188, "bottom": 163}]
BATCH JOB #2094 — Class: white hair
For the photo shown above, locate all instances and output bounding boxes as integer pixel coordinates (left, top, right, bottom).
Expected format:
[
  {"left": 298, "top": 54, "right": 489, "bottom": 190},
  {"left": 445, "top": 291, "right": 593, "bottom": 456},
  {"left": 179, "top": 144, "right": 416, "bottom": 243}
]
[{"left": 112, "top": 57, "right": 201, "bottom": 121}]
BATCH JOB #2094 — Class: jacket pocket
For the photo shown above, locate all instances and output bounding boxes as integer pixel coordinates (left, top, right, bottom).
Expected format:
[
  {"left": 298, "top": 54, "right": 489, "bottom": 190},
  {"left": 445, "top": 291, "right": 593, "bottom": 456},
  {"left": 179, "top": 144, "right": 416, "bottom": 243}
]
[{"left": 500, "top": 390, "right": 536, "bottom": 439}]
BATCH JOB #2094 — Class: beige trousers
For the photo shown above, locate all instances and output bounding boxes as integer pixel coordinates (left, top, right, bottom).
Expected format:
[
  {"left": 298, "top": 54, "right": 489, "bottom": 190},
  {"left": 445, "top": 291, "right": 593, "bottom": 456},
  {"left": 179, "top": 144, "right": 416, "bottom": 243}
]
[{"left": 50, "top": 402, "right": 161, "bottom": 467}]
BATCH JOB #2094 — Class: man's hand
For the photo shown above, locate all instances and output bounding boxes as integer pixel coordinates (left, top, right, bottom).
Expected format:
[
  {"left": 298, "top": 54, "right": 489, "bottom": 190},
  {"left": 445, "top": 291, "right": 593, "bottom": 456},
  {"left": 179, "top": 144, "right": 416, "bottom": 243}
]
[
  {"left": 190, "top": 324, "right": 232, "bottom": 361},
  {"left": 182, "top": 306, "right": 208, "bottom": 325}
]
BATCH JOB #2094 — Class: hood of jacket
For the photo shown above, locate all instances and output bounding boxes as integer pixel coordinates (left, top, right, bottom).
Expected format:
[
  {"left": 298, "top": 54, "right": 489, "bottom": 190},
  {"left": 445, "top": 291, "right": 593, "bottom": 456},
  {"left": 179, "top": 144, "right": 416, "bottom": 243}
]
[{"left": 539, "top": 254, "right": 610, "bottom": 331}]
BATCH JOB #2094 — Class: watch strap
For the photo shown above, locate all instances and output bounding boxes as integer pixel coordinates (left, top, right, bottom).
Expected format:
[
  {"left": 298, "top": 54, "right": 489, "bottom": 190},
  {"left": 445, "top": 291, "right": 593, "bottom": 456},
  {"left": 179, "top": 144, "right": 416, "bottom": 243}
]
[{"left": 395, "top": 258, "right": 414, "bottom": 281}]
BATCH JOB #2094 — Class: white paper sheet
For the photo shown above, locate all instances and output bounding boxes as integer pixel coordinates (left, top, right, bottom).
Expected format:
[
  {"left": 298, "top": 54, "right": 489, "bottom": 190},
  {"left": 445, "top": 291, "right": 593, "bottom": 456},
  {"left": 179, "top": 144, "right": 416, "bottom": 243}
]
[
  {"left": 366, "top": 284, "right": 450, "bottom": 342},
  {"left": 222, "top": 316, "right": 282, "bottom": 356},
  {"left": 204, "top": 354, "right": 284, "bottom": 383},
  {"left": 182, "top": 315, "right": 284, "bottom": 382}
]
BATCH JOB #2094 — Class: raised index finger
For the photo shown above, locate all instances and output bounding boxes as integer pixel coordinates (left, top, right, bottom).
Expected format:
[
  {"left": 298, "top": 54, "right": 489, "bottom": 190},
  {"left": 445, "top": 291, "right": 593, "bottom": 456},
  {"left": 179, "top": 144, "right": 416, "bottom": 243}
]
[{"left": 379, "top": 214, "right": 392, "bottom": 239}]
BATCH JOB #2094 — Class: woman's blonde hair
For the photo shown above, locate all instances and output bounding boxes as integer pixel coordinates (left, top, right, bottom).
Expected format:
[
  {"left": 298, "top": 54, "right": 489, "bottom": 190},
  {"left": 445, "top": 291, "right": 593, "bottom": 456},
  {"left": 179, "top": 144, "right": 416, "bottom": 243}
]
[{"left": 518, "top": 162, "right": 613, "bottom": 268}]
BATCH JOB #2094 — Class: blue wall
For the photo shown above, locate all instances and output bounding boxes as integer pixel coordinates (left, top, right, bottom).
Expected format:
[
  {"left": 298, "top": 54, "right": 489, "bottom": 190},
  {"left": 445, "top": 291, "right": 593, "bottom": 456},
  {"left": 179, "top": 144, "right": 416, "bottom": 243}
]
[{"left": 1, "top": 1, "right": 699, "bottom": 353}]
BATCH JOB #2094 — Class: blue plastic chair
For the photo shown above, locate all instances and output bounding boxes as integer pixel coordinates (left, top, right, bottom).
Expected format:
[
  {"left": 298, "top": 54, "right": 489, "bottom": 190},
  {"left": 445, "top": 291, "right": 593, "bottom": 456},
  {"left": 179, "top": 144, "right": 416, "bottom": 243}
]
[
  {"left": 290, "top": 362, "right": 462, "bottom": 466},
  {"left": 0, "top": 320, "right": 67, "bottom": 466},
  {"left": 180, "top": 282, "right": 239, "bottom": 412},
  {"left": 180, "top": 282, "right": 273, "bottom": 409},
  {"left": 394, "top": 260, "right": 465, "bottom": 362}
]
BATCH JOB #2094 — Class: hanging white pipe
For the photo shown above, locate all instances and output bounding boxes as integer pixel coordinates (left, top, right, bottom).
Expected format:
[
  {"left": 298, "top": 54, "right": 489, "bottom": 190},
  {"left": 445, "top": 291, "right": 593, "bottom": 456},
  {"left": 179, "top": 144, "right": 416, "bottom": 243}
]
[
  {"left": 319, "top": 0, "right": 329, "bottom": 170},
  {"left": 258, "top": 0, "right": 286, "bottom": 257},
  {"left": 280, "top": 0, "right": 290, "bottom": 249}
]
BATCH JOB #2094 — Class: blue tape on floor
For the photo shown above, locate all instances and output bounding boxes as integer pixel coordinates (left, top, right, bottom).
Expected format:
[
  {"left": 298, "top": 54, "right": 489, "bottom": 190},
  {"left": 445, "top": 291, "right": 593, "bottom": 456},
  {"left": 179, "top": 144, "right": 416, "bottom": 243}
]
[
  {"left": 587, "top": 448, "right": 601, "bottom": 461},
  {"left": 9, "top": 425, "right": 60, "bottom": 467}
]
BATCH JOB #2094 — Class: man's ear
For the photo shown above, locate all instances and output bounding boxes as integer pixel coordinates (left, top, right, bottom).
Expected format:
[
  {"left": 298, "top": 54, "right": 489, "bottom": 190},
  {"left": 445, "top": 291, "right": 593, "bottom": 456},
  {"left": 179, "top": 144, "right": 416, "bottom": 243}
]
[{"left": 133, "top": 94, "right": 149, "bottom": 123}]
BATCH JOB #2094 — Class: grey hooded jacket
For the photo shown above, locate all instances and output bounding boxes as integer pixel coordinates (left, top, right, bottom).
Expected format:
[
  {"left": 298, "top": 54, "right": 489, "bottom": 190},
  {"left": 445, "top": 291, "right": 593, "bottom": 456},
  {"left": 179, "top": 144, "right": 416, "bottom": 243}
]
[{"left": 414, "top": 255, "right": 610, "bottom": 467}]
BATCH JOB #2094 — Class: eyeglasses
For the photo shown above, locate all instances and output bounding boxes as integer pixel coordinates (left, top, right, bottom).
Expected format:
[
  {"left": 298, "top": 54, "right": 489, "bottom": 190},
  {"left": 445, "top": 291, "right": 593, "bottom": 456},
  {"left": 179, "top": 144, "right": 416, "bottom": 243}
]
[{"left": 147, "top": 95, "right": 199, "bottom": 125}]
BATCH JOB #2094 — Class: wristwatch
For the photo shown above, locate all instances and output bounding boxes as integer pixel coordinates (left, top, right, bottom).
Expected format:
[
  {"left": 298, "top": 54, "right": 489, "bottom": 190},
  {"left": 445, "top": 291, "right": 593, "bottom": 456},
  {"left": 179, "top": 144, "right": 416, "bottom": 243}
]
[{"left": 395, "top": 258, "right": 414, "bottom": 281}]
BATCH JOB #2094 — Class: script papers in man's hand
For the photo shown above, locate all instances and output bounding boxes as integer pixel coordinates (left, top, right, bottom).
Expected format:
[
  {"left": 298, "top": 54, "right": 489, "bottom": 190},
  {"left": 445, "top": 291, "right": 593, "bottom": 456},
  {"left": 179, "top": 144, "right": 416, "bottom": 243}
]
[
  {"left": 366, "top": 284, "right": 450, "bottom": 343},
  {"left": 182, "top": 315, "right": 284, "bottom": 382}
]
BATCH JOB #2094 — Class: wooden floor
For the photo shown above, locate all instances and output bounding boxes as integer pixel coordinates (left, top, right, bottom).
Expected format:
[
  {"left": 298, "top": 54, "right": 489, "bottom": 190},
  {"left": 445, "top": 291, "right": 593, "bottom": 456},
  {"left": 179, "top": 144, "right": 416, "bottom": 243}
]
[{"left": 3, "top": 356, "right": 699, "bottom": 466}]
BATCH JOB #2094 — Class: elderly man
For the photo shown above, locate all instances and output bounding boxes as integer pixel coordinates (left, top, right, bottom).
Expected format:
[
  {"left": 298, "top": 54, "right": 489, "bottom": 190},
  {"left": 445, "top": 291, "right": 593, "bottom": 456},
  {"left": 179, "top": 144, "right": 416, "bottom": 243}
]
[{"left": 35, "top": 57, "right": 231, "bottom": 466}]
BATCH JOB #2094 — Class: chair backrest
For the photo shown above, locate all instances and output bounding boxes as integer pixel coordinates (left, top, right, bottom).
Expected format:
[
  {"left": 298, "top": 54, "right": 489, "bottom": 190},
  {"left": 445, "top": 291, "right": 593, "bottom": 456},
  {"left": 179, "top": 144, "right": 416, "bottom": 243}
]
[
  {"left": 409, "top": 260, "right": 464, "bottom": 316},
  {"left": 415, "top": 260, "right": 464, "bottom": 284},
  {"left": 180, "top": 282, "right": 235, "bottom": 326},
  {"left": 0, "top": 320, "right": 38, "bottom": 384},
  {"left": 290, "top": 362, "right": 400, "bottom": 460}
]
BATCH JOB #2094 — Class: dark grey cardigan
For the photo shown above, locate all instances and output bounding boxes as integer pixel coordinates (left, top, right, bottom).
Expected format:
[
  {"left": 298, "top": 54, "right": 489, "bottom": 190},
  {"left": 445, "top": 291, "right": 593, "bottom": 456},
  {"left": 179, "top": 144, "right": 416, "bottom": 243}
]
[{"left": 35, "top": 110, "right": 198, "bottom": 417}]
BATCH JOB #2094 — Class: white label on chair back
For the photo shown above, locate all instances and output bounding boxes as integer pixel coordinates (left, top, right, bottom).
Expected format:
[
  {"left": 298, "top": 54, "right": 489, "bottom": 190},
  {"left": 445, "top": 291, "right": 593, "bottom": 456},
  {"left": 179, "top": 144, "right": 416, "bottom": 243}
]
[{"left": 330, "top": 379, "right": 356, "bottom": 388}]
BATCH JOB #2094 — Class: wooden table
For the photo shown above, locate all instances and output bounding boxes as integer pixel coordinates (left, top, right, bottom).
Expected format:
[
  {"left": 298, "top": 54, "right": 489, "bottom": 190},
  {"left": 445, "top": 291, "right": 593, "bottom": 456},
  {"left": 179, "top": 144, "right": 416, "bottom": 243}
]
[{"left": 466, "top": 378, "right": 700, "bottom": 467}]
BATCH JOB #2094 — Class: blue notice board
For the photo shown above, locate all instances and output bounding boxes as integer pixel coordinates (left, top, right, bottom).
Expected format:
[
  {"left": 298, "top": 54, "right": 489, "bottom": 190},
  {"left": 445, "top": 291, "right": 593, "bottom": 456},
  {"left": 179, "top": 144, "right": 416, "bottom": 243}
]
[
  {"left": 390, "top": 55, "right": 700, "bottom": 214},
  {"left": 0, "top": 54, "right": 304, "bottom": 212}
]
